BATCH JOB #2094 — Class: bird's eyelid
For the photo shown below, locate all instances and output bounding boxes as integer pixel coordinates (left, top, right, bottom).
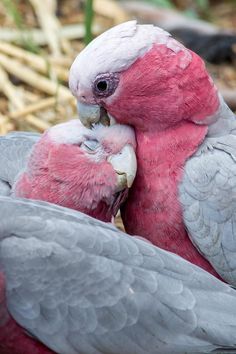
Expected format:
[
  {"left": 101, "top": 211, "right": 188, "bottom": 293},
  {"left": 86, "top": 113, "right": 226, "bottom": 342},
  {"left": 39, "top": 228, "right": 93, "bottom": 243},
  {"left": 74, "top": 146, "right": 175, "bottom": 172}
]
[{"left": 82, "top": 139, "right": 100, "bottom": 151}]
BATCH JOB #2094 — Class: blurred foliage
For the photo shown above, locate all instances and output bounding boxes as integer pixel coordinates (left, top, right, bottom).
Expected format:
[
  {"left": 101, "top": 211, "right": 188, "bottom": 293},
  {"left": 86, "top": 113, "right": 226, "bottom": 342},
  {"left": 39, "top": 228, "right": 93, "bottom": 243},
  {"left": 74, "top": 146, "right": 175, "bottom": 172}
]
[
  {"left": 146, "top": 0, "right": 175, "bottom": 8},
  {"left": 2, "top": 0, "right": 23, "bottom": 28},
  {"left": 145, "top": 0, "right": 211, "bottom": 17},
  {"left": 194, "top": 0, "right": 210, "bottom": 19},
  {"left": 84, "top": 0, "right": 94, "bottom": 44},
  {"left": 196, "top": 0, "right": 209, "bottom": 12},
  {"left": 2, "top": 0, "right": 40, "bottom": 53}
]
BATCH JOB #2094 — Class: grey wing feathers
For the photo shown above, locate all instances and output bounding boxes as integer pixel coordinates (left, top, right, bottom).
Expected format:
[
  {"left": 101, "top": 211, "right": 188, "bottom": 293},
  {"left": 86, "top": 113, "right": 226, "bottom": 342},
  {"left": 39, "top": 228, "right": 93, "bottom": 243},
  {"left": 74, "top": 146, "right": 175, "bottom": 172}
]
[
  {"left": 0, "top": 131, "right": 40, "bottom": 188},
  {"left": 0, "top": 180, "right": 11, "bottom": 196},
  {"left": 6, "top": 131, "right": 41, "bottom": 139},
  {"left": 1, "top": 197, "right": 236, "bottom": 353},
  {"left": 180, "top": 107, "right": 236, "bottom": 285}
]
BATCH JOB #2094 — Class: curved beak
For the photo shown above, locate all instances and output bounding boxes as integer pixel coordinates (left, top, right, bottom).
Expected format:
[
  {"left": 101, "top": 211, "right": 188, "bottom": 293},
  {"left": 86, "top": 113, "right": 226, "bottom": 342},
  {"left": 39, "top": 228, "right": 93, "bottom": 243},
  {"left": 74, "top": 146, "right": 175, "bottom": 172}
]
[
  {"left": 107, "top": 144, "right": 137, "bottom": 191},
  {"left": 77, "top": 102, "right": 101, "bottom": 128},
  {"left": 77, "top": 101, "right": 117, "bottom": 127}
]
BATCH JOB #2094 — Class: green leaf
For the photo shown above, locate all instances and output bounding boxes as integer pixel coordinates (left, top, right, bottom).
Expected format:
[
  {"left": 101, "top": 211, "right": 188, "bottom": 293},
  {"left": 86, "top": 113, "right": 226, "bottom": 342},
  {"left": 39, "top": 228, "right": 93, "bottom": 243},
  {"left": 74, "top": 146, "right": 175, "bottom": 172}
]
[
  {"left": 84, "top": 0, "right": 94, "bottom": 45},
  {"left": 195, "top": 0, "right": 209, "bottom": 11},
  {"left": 145, "top": 0, "right": 175, "bottom": 9}
]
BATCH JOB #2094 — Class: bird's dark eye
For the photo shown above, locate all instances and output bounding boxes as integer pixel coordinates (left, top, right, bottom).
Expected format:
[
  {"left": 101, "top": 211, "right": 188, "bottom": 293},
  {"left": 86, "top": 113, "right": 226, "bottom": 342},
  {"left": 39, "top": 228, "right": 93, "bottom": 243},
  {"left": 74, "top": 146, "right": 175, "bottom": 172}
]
[
  {"left": 93, "top": 73, "right": 119, "bottom": 98},
  {"left": 96, "top": 80, "right": 108, "bottom": 92}
]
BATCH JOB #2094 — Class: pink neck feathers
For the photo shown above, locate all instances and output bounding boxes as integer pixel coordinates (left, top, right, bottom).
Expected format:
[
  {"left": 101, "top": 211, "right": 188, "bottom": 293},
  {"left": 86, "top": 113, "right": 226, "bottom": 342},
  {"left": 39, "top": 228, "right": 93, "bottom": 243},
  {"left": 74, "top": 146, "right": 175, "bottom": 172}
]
[{"left": 122, "top": 123, "right": 220, "bottom": 278}]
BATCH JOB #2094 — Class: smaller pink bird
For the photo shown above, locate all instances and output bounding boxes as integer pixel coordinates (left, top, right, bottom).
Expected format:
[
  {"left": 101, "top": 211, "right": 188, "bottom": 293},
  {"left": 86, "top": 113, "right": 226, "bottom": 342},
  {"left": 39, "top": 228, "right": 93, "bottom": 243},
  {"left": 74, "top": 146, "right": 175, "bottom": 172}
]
[
  {"left": 2, "top": 120, "right": 136, "bottom": 222},
  {"left": 0, "top": 119, "right": 136, "bottom": 354}
]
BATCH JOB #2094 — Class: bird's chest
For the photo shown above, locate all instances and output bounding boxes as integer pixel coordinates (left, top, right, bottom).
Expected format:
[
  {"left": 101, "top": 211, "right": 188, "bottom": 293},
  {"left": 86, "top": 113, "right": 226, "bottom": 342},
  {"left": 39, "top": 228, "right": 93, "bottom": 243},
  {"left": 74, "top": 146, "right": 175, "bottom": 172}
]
[
  {"left": 123, "top": 145, "right": 187, "bottom": 247},
  {"left": 122, "top": 124, "right": 212, "bottom": 265}
]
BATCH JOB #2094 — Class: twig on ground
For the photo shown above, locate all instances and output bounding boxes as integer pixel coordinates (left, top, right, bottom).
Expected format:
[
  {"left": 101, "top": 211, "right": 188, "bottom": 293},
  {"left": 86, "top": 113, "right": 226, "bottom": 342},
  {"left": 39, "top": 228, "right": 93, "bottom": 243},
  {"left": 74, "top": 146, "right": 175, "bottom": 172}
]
[
  {"left": 0, "top": 24, "right": 103, "bottom": 46},
  {"left": 0, "top": 113, "right": 13, "bottom": 135},
  {"left": 29, "top": 0, "right": 71, "bottom": 56},
  {"left": 0, "top": 53, "right": 72, "bottom": 98},
  {"left": 94, "top": 0, "right": 129, "bottom": 24},
  {"left": 8, "top": 96, "right": 72, "bottom": 120},
  {"left": 0, "top": 41, "right": 68, "bottom": 81},
  {"left": 0, "top": 64, "right": 50, "bottom": 131}
]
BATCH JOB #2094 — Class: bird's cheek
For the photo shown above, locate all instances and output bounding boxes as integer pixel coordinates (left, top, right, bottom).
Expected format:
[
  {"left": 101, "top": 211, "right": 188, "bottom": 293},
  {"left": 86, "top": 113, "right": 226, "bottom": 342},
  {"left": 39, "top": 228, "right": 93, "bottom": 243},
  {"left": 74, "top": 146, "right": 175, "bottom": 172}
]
[{"left": 103, "top": 89, "right": 137, "bottom": 127}]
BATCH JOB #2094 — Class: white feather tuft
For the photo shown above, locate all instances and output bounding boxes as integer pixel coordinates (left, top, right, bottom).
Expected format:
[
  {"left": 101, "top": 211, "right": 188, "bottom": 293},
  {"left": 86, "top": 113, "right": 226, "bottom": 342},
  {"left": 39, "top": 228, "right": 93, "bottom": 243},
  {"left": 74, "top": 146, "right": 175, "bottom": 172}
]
[
  {"left": 47, "top": 119, "right": 136, "bottom": 151},
  {"left": 48, "top": 119, "right": 92, "bottom": 145},
  {"left": 69, "top": 21, "right": 172, "bottom": 96}
]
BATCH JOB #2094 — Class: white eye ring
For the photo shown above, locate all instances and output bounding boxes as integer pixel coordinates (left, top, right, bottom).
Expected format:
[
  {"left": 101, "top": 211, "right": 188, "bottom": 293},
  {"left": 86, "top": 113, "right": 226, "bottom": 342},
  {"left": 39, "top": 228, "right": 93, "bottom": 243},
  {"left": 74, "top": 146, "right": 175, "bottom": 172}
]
[{"left": 81, "top": 139, "right": 99, "bottom": 152}]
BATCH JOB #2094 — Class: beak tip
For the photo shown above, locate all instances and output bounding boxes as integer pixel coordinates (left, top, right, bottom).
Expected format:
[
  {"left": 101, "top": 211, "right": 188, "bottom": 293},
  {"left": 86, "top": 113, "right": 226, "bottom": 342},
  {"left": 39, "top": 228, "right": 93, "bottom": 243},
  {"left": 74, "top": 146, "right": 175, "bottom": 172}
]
[
  {"left": 127, "top": 175, "right": 135, "bottom": 188},
  {"left": 77, "top": 102, "right": 101, "bottom": 127},
  {"left": 108, "top": 144, "right": 137, "bottom": 191}
]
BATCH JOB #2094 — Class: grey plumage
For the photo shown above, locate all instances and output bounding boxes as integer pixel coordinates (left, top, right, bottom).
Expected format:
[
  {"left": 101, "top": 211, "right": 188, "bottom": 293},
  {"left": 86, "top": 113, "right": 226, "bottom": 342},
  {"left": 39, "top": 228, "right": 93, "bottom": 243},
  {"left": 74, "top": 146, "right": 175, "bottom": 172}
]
[
  {"left": 0, "top": 131, "right": 40, "bottom": 192},
  {"left": 180, "top": 98, "right": 236, "bottom": 285},
  {"left": 1, "top": 197, "right": 236, "bottom": 353},
  {"left": 2, "top": 122, "right": 236, "bottom": 353}
]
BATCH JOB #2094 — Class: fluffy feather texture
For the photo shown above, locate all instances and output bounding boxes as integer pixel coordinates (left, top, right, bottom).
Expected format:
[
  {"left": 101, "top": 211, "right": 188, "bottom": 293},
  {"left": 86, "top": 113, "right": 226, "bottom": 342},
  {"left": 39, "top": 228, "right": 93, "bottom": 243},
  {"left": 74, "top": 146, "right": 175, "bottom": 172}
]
[
  {"left": 69, "top": 20, "right": 193, "bottom": 106},
  {"left": 0, "top": 273, "right": 53, "bottom": 354},
  {"left": 0, "top": 132, "right": 54, "bottom": 354},
  {"left": 70, "top": 21, "right": 170, "bottom": 102},
  {"left": 70, "top": 21, "right": 236, "bottom": 281},
  {"left": 13, "top": 119, "right": 136, "bottom": 222},
  {"left": 0, "top": 120, "right": 136, "bottom": 354},
  {"left": 2, "top": 197, "right": 236, "bottom": 353}
]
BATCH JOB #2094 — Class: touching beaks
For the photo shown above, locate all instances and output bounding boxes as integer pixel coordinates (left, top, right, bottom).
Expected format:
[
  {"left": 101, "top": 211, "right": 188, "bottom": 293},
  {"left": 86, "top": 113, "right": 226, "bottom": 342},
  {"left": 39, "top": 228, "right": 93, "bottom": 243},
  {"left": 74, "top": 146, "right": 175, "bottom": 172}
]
[
  {"left": 77, "top": 101, "right": 116, "bottom": 127},
  {"left": 108, "top": 144, "right": 137, "bottom": 191},
  {"left": 77, "top": 101, "right": 136, "bottom": 189}
]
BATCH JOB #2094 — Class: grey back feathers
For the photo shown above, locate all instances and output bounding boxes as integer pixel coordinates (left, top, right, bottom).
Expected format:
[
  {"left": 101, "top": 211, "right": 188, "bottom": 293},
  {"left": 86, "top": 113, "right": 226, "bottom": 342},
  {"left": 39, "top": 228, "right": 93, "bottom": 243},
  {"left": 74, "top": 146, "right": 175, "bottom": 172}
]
[
  {"left": 0, "top": 131, "right": 40, "bottom": 194},
  {"left": 1, "top": 197, "right": 236, "bottom": 353},
  {"left": 180, "top": 99, "right": 236, "bottom": 285}
]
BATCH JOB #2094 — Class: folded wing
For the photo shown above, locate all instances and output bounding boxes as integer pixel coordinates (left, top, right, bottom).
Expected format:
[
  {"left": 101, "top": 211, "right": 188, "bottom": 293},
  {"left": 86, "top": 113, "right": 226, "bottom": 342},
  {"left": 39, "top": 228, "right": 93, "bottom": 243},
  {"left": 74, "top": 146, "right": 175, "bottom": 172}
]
[{"left": 1, "top": 197, "right": 236, "bottom": 353}]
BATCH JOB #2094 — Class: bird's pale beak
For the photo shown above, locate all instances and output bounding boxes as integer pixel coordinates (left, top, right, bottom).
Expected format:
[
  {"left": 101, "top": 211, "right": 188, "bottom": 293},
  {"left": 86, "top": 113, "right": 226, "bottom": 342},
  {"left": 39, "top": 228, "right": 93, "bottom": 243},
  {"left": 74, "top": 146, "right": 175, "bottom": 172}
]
[
  {"left": 77, "top": 102, "right": 101, "bottom": 128},
  {"left": 77, "top": 101, "right": 115, "bottom": 127},
  {"left": 107, "top": 145, "right": 137, "bottom": 191}
]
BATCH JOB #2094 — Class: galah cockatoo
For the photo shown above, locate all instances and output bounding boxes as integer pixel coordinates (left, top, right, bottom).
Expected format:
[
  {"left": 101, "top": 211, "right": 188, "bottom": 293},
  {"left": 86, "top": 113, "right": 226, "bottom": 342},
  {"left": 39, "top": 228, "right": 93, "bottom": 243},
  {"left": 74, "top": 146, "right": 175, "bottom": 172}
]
[
  {"left": 2, "top": 196, "right": 236, "bottom": 353},
  {"left": 2, "top": 120, "right": 136, "bottom": 222},
  {"left": 0, "top": 120, "right": 136, "bottom": 354},
  {"left": 69, "top": 20, "right": 236, "bottom": 284}
]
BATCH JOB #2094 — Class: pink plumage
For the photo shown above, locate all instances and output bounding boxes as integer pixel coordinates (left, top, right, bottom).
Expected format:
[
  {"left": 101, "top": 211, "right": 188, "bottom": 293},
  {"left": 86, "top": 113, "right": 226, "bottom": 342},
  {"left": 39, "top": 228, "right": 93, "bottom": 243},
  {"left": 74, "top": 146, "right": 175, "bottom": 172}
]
[
  {"left": 1, "top": 119, "right": 136, "bottom": 353},
  {"left": 13, "top": 120, "right": 136, "bottom": 222},
  {"left": 14, "top": 137, "right": 118, "bottom": 222},
  {"left": 111, "top": 43, "right": 221, "bottom": 277},
  {"left": 113, "top": 44, "right": 220, "bottom": 275},
  {"left": 70, "top": 21, "right": 223, "bottom": 278},
  {"left": 105, "top": 44, "right": 219, "bottom": 130}
]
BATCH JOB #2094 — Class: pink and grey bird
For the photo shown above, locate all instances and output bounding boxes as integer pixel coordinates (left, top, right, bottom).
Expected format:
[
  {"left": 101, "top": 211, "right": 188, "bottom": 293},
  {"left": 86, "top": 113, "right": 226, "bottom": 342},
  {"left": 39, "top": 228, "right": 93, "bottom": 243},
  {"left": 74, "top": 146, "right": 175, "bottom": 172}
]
[
  {"left": 0, "top": 120, "right": 136, "bottom": 354},
  {"left": 4, "top": 23, "right": 236, "bottom": 354},
  {"left": 3, "top": 191, "right": 236, "bottom": 353},
  {"left": 12, "top": 120, "right": 136, "bottom": 222},
  {"left": 2, "top": 111, "right": 236, "bottom": 353},
  {"left": 70, "top": 20, "right": 236, "bottom": 284}
]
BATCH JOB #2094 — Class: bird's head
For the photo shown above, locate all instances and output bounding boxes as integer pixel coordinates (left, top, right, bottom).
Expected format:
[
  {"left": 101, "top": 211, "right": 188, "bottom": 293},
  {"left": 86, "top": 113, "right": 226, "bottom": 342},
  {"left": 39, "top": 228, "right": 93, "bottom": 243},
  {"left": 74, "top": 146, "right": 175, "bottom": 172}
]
[
  {"left": 14, "top": 119, "right": 137, "bottom": 222},
  {"left": 69, "top": 21, "right": 220, "bottom": 132}
]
